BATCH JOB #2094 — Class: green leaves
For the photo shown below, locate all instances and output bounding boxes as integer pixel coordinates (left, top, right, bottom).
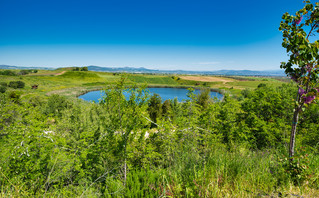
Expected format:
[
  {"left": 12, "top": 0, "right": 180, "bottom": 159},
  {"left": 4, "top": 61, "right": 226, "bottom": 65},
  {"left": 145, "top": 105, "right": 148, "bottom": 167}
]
[{"left": 279, "top": 1, "right": 319, "bottom": 105}]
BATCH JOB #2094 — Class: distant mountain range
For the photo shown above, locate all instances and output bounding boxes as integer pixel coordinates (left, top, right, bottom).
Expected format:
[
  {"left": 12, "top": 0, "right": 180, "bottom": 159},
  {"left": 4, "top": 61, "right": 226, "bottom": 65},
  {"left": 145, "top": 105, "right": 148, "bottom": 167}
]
[
  {"left": 0, "top": 65, "right": 286, "bottom": 76},
  {"left": 0, "top": 65, "right": 54, "bottom": 70},
  {"left": 87, "top": 66, "right": 286, "bottom": 76}
]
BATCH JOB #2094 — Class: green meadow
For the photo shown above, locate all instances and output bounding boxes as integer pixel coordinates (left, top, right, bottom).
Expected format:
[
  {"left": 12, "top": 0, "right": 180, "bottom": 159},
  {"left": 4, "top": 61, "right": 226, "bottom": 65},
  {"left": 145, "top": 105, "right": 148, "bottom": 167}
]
[{"left": 0, "top": 68, "right": 288, "bottom": 97}]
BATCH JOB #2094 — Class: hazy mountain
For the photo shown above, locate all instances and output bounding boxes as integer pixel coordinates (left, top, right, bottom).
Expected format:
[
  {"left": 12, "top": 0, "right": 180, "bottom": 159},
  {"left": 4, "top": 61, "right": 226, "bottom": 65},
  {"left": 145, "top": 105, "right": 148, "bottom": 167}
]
[
  {"left": 0, "top": 65, "right": 286, "bottom": 76},
  {"left": 87, "top": 66, "right": 286, "bottom": 76},
  {"left": 0, "top": 65, "right": 55, "bottom": 70}
]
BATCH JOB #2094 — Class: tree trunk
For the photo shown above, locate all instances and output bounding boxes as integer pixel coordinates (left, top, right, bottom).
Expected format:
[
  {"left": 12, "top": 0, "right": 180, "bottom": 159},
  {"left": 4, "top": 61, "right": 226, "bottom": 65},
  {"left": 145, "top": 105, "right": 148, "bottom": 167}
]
[
  {"left": 123, "top": 137, "right": 128, "bottom": 186},
  {"left": 124, "top": 157, "right": 127, "bottom": 185},
  {"left": 289, "top": 108, "right": 300, "bottom": 159}
]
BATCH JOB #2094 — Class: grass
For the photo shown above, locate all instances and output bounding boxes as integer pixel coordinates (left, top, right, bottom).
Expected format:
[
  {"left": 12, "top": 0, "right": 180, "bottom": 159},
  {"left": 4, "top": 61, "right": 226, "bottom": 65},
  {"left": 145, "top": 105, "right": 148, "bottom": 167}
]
[
  {"left": 127, "top": 75, "right": 179, "bottom": 85},
  {"left": 226, "top": 80, "right": 285, "bottom": 89},
  {"left": 57, "top": 71, "right": 101, "bottom": 80},
  {"left": 1, "top": 145, "right": 317, "bottom": 197}
]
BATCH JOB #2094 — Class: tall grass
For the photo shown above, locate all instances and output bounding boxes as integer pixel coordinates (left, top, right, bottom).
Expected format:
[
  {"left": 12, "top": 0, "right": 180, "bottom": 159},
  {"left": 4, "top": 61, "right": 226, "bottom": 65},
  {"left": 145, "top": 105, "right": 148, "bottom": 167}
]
[{"left": 128, "top": 75, "right": 179, "bottom": 85}]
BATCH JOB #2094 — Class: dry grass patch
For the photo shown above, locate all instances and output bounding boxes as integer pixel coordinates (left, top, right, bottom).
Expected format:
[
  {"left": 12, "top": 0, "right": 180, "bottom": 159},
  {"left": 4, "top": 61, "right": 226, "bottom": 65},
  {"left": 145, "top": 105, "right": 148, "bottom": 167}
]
[
  {"left": 179, "top": 76, "right": 235, "bottom": 84},
  {"left": 54, "top": 71, "right": 67, "bottom": 76}
]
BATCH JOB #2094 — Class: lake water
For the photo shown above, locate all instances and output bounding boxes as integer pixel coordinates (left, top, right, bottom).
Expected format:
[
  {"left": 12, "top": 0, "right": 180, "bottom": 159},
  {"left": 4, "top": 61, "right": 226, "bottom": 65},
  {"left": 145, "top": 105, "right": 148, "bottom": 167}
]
[{"left": 78, "top": 87, "right": 223, "bottom": 103}]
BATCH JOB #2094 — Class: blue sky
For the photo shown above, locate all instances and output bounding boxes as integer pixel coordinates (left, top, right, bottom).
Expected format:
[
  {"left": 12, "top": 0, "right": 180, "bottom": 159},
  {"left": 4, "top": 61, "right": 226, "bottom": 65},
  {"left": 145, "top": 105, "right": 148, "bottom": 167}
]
[{"left": 0, "top": 0, "right": 306, "bottom": 71}]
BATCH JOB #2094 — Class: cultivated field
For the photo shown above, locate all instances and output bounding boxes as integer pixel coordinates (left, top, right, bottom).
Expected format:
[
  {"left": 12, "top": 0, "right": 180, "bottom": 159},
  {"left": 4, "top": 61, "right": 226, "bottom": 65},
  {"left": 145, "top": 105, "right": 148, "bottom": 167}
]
[{"left": 179, "top": 75, "right": 234, "bottom": 83}]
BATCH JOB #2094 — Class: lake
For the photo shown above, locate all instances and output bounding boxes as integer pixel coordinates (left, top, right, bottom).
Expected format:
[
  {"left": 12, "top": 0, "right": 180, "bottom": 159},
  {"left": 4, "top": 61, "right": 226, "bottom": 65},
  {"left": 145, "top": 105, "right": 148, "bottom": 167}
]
[{"left": 78, "top": 87, "right": 223, "bottom": 103}]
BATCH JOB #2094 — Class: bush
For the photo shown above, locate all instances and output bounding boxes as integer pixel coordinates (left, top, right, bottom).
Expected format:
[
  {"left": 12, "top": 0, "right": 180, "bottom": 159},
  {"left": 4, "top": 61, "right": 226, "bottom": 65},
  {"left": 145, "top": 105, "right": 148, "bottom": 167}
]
[
  {"left": 148, "top": 94, "right": 162, "bottom": 127},
  {"left": 81, "top": 67, "right": 88, "bottom": 71},
  {"left": 257, "top": 83, "right": 267, "bottom": 88},
  {"left": 8, "top": 81, "right": 18, "bottom": 89},
  {"left": 44, "top": 94, "right": 71, "bottom": 116},
  {"left": 19, "top": 70, "right": 31, "bottom": 75},
  {"left": 8, "top": 81, "right": 25, "bottom": 89},
  {"left": 0, "top": 82, "right": 7, "bottom": 87},
  {"left": 0, "top": 86, "right": 6, "bottom": 93},
  {"left": 197, "top": 88, "right": 211, "bottom": 108},
  {"left": 0, "top": 70, "right": 16, "bottom": 76},
  {"left": 272, "top": 147, "right": 312, "bottom": 186},
  {"left": 8, "top": 91, "right": 21, "bottom": 103},
  {"left": 16, "top": 81, "right": 25, "bottom": 88},
  {"left": 26, "top": 95, "right": 46, "bottom": 107}
]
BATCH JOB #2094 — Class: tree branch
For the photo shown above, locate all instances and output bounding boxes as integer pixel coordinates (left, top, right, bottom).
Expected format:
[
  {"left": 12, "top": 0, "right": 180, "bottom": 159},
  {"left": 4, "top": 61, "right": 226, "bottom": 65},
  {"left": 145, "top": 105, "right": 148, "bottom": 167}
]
[{"left": 307, "top": 22, "right": 319, "bottom": 40}]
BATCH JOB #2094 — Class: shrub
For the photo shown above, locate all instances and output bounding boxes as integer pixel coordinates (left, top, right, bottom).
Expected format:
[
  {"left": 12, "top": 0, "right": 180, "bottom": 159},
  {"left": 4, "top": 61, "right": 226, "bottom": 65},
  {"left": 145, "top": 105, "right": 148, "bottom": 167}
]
[
  {"left": 257, "top": 83, "right": 267, "bottom": 88},
  {"left": 196, "top": 88, "right": 211, "bottom": 108},
  {"left": 81, "top": 67, "right": 88, "bottom": 71},
  {"left": 8, "top": 81, "right": 18, "bottom": 89},
  {"left": 0, "top": 86, "right": 6, "bottom": 93},
  {"left": 19, "top": 70, "right": 31, "bottom": 75},
  {"left": 44, "top": 94, "right": 71, "bottom": 116},
  {"left": 17, "top": 81, "right": 25, "bottom": 88},
  {"left": 0, "top": 70, "right": 16, "bottom": 76},
  {"left": 8, "top": 91, "right": 21, "bottom": 103},
  {"left": 8, "top": 81, "right": 25, "bottom": 89},
  {"left": 148, "top": 94, "right": 162, "bottom": 127},
  {"left": 240, "top": 88, "right": 251, "bottom": 98},
  {"left": 273, "top": 147, "right": 311, "bottom": 186},
  {"left": 0, "top": 82, "right": 7, "bottom": 87}
]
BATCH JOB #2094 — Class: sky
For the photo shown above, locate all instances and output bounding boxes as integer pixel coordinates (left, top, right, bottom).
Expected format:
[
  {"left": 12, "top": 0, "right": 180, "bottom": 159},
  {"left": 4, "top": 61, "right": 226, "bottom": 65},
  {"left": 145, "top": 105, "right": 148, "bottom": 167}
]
[{"left": 0, "top": 0, "right": 307, "bottom": 71}]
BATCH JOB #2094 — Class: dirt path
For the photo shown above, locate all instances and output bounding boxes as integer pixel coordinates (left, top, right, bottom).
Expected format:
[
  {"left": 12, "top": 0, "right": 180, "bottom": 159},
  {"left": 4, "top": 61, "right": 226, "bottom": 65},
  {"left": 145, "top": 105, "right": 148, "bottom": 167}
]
[
  {"left": 54, "top": 71, "right": 67, "bottom": 76},
  {"left": 179, "top": 76, "right": 234, "bottom": 84}
]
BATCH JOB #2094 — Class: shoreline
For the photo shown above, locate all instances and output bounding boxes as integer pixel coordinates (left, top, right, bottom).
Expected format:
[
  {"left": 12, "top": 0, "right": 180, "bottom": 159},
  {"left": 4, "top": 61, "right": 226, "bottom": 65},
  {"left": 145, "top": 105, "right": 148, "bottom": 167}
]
[{"left": 77, "top": 85, "right": 226, "bottom": 101}]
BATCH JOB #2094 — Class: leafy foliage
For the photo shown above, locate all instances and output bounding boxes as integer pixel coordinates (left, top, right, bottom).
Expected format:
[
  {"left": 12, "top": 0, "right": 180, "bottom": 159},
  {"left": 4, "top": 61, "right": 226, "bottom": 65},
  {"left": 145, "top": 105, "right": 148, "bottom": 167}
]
[
  {"left": 0, "top": 70, "right": 17, "bottom": 76},
  {"left": 0, "top": 86, "right": 6, "bottom": 93},
  {"left": 0, "top": 78, "right": 319, "bottom": 196},
  {"left": 8, "top": 81, "right": 25, "bottom": 89},
  {"left": 148, "top": 94, "right": 162, "bottom": 127}
]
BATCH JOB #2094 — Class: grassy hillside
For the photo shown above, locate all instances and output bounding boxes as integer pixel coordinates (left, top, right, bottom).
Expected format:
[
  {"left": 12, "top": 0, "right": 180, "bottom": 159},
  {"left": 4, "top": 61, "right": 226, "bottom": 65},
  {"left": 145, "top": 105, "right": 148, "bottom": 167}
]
[{"left": 128, "top": 75, "right": 179, "bottom": 85}]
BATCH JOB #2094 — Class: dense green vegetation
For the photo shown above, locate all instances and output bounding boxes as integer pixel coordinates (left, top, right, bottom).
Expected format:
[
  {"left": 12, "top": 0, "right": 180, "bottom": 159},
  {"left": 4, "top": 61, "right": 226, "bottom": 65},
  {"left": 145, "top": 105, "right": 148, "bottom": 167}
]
[
  {"left": 1, "top": 2, "right": 318, "bottom": 197},
  {"left": 0, "top": 74, "right": 318, "bottom": 197}
]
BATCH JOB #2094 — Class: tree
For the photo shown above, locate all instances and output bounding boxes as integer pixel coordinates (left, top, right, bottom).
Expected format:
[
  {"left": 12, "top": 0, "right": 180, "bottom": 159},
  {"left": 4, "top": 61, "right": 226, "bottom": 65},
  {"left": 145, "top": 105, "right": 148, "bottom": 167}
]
[
  {"left": 101, "top": 77, "right": 149, "bottom": 185},
  {"left": 196, "top": 88, "right": 211, "bottom": 109},
  {"left": 81, "top": 66, "right": 88, "bottom": 71},
  {"left": 162, "top": 99, "right": 171, "bottom": 119},
  {"left": 279, "top": 1, "right": 319, "bottom": 159},
  {"left": 148, "top": 94, "right": 162, "bottom": 128}
]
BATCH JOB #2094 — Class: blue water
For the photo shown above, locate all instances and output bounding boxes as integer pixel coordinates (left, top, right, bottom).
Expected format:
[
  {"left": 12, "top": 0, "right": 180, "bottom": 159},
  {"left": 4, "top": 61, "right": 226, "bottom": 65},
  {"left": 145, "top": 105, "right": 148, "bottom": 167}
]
[{"left": 78, "top": 87, "right": 223, "bottom": 103}]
